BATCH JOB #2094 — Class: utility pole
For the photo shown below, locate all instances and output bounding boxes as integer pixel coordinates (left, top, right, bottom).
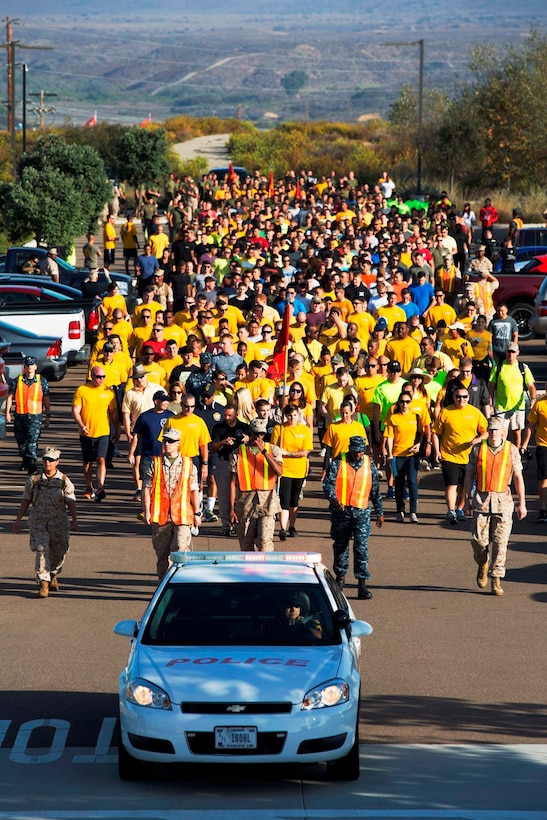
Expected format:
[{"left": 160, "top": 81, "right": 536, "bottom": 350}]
[
  {"left": 385, "top": 38, "right": 425, "bottom": 195},
  {"left": 1, "top": 16, "right": 53, "bottom": 175},
  {"left": 29, "top": 89, "right": 57, "bottom": 131}
]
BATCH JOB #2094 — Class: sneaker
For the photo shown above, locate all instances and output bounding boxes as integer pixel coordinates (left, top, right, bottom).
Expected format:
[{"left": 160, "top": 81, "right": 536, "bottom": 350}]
[
  {"left": 377, "top": 469, "right": 385, "bottom": 480},
  {"left": 421, "top": 459, "right": 431, "bottom": 471},
  {"left": 410, "top": 513, "right": 419, "bottom": 524},
  {"left": 536, "top": 510, "right": 547, "bottom": 524},
  {"left": 83, "top": 489, "right": 96, "bottom": 500},
  {"left": 319, "top": 448, "right": 326, "bottom": 458},
  {"left": 396, "top": 511, "right": 405, "bottom": 523},
  {"left": 95, "top": 489, "right": 106, "bottom": 503},
  {"left": 203, "top": 511, "right": 218, "bottom": 523},
  {"left": 279, "top": 529, "right": 288, "bottom": 541},
  {"left": 137, "top": 512, "right": 144, "bottom": 521},
  {"left": 385, "top": 487, "right": 395, "bottom": 500},
  {"left": 446, "top": 510, "right": 457, "bottom": 525},
  {"left": 288, "top": 526, "right": 298, "bottom": 537},
  {"left": 133, "top": 489, "right": 142, "bottom": 503},
  {"left": 456, "top": 508, "right": 466, "bottom": 522},
  {"left": 229, "top": 525, "right": 237, "bottom": 537}
]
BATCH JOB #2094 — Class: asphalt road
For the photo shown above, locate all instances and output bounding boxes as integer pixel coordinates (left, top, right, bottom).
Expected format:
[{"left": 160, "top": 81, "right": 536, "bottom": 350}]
[{"left": 0, "top": 357, "right": 546, "bottom": 815}]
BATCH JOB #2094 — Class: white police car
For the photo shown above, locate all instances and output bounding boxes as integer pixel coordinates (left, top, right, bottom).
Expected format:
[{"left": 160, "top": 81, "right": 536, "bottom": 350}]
[{"left": 114, "top": 552, "right": 372, "bottom": 781}]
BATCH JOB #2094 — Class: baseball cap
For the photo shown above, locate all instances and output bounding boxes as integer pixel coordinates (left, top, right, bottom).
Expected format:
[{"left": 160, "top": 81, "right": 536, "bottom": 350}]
[
  {"left": 24, "top": 356, "right": 37, "bottom": 366},
  {"left": 202, "top": 383, "right": 216, "bottom": 398},
  {"left": 331, "top": 354, "right": 344, "bottom": 365},
  {"left": 387, "top": 361, "right": 401, "bottom": 373},
  {"left": 375, "top": 317, "right": 388, "bottom": 331},
  {"left": 200, "top": 352, "right": 213, "bottom": 364},
  {"left": 153, "top": 390, "right": 169, "bottom": 402},
  {"left": 506, "top": 343, "right": 519, "bottom": 353}
]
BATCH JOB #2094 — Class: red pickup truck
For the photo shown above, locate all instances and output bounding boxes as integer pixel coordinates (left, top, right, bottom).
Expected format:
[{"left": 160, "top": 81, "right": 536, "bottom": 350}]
[{"left": 469, "top": 254, "right": 547, "bottom": 340}]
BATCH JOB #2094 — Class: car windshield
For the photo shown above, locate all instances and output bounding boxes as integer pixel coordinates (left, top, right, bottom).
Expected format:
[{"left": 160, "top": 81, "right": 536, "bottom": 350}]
[{"left": 142, "top": 582, "right": 341, "bottom": 647}]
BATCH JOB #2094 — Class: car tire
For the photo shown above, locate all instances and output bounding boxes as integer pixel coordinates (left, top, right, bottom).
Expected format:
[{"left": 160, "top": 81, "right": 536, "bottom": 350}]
[
  {"left": 508, "top": 302, "right": 534, "bottom": 341},
  {"left": 325, "top": 714, "right": 360, "bottom": 781},
  {"left": 117, "top": 719, "right": 153, "bottom": 781}
]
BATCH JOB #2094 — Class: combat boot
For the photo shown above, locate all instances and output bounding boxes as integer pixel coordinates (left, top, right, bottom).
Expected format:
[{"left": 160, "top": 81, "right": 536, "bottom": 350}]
[
  {"left": 49, "top": 576, "right": 59, "bottom": 591},
  {"left": 335, "top": 574, "right": 346, "bottom": 590},
  {"left": 491, "top": 577, "right": 504, "bottom": 596},
  {"left": 476, "top": 563, "right": 488, "bottom": 589},
  {"left": 357, "top": 579, "right": 373, "bottom": 600},
  {"left": 38, "top": 580, "right": 49, "bottom": 598}
]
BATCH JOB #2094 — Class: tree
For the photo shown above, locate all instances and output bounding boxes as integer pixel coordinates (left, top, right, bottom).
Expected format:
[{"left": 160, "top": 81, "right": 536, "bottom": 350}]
[
  {"left": 114, "top": 127, "right": 170, "bottom": 189},
  {"left": 281, "top": 70, "right": 309, "bottom": 97},
  {"left": 0, "top": 134, "right": 111, "bottom": 248}
]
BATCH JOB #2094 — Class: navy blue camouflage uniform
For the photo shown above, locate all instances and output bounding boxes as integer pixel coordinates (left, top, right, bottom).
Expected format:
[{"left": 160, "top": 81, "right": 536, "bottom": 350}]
[
  {"left": 9, "top": 374, "right": 50, "bottom": 471},
  {"left": 323, "top": 454, "right": 383, "bottom": 581}
]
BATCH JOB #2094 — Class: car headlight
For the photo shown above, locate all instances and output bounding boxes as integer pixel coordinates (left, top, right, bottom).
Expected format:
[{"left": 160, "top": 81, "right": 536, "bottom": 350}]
[
  {"left": 125, "top": 678, "right": 172, "bottom": 710},
  {"left": 301, "top": 679, "right": 350, "bottom": 710}
]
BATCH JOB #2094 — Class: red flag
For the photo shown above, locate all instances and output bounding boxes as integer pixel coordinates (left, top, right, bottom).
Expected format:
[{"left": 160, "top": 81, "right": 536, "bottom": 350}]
[
  {"left": 267, "top": 302, "right": 292, "bottom": 382},
  {"left": 268, "top": 170, "right": 275, "bottom": 198},
  {"left": 226, "top": 161, "right": 237, "bottom": 185},
  {"left": 139, "top": 113, "right": 151, "bottom": 127},
  {"left": 295, "top": 179, "right": 302, "bottom": 200},
  {"left": 83, "top": 112, "right": 97, "bottom": 128}
]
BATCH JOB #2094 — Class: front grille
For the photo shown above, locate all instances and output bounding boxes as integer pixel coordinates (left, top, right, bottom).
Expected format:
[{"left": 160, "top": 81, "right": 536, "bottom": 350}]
[
  {"left": 185, "top": 731, "right": 287, "bottom": 755},
  {"left": 181, "top": 702, "right": 292, "bottom": 714}
]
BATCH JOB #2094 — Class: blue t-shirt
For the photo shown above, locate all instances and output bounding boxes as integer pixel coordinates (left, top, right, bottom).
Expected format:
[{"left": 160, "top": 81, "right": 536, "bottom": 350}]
[
  {"left": 409, "top": 281, "right": 434, "bottom": 315},
  {"left": 133, "top": 408, "right": 174, "bottom": 459},
  {"left": 137, "top": 254, "right": 160, "bottom": 281},
  {"left": 398, "top": 300, "right": 420, "bottom": 319}
]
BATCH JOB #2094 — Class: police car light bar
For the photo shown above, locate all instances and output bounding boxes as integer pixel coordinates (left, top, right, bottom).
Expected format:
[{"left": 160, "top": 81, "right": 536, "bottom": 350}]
[{"left": 171, "top": 551, "right": 322, "bottom": 565}]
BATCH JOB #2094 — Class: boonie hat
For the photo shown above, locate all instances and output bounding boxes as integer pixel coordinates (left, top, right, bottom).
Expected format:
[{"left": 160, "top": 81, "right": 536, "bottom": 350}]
[
  {"left": 163, "top": 427, "right": 181, "bottom": 442},
  {"left": 487, "top": 416, "right": 504, "bottom": 430},
  {"left": 132, "top": 363, "right": 147, "bottom": 378},
  {"left": 250, "top": 418, "right": 268, "bottom": 435},
  {"left": 43, "top": 446, "right": 61, "bottom": 460},
  {"left": 348, "top": 436, "right": 367, "bottom": 453}
]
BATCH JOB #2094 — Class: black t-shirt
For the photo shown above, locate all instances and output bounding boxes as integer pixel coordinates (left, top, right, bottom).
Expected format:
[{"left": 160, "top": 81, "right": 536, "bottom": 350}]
[
  {"left": 172, "top": 239, "right": 196, "bottom": 266},
  {"left": 81, "top": 280, "right": 105, "bottom": 300},
  {"left": 211, "top": 419, "right": 250, "bottom": 460},
  {"left": 168, "top": 271, "right": 192, "bottom": 304},
  {"left": 345, "top": 283, "right": 371, "bottom": 303},
  {"left": 169, "top": 364, "right": 200, "bottom": 385},
  {"left": 195, "top": 402, "right": 226, "bottom": 434}
]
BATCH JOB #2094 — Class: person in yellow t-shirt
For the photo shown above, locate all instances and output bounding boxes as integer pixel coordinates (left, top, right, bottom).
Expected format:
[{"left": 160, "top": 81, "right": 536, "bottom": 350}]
[
  {"left": 433, "top": 390, "right": 488, "bottom": 522},
  {"left": 98, "top": 282, "right": 128, "bottom": 324},
  {"left": 72, "top": 366, "right": 120, "bottom": 499},
  {"left": 148, "top": 225, "right": 169, "bottom": 260},
  {"left": 384, "top": 391, "right": 423, "bottom": 523},
  {"left": 270, "top": 405, "right": 313, "bottom": 539},
  {"left": 322, "top": 400, "right": 369, "bottom": 459},
  {"left": 466, "top": 315, "right": 493, "bottom": 381},
  {"left": 424, "top": 290, "right": 457, "bottom": 329},
  {"left": 384, "top": 322, "right": 421, "bottom": 374},
  {"left": 132, "top": 291, "right": 164, "bottom": 327},
  {"left": 375, "top": 292, "right": 407, "bottom": 331},
  {"left": 441, "top": 322, "right": 470, "bottom": 367}
]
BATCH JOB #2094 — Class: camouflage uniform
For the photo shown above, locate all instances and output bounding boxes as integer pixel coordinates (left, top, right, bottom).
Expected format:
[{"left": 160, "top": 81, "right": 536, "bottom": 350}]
[
  {"left": 10, "top": 374, "right": 50, "bottom": 470},
  {"left": 143, "top": 454, "right": 199, "bottom": 579},
  {"left": 230, "top": 444, "right": 283, "bottom": 552},
  {"left": 323, "top": 455, "right": 383, "bottom": 580},
  {"left": 467, "top": 442, "right": 522, "bottom": 578},
  {"left": 21, "top": 469, "right": 76, "bottom": 583}
]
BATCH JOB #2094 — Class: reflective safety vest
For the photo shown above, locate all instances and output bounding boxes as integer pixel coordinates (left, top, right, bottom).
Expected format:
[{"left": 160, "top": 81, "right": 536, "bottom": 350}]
[
  {"left": 335, "top": 453, "right": 372, "bottom": 508},
  {"left": 149, "top": 456, "right": 194, "bottom": 525},
  {"left": 15, "top": 375, "right": 43, "bottom": 414},
  {"left": 237, "top": 444, "right": 277, "bottom": 491},
  {"left": 437, "top": 265, "right": 458, "bottom": 294},
  {"left": 476, "top": 440, "right": 512, "bottom": 493},
  {"left": 475, "top": 280, "right": 494, "bottom": 315}
]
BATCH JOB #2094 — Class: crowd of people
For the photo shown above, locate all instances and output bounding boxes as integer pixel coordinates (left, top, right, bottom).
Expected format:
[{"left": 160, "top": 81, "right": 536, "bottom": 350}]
[{"left": 5, "top": 168, "right": 545, "bottom": 599}]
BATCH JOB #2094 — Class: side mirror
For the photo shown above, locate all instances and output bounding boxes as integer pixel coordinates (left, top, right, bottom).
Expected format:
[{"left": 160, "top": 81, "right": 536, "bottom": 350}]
[
  {"left": 113, "top": 620, "right": 138, "bottom": 638},
  {"left": 350, "top": 619, "right": 373, "bottom": 638}
]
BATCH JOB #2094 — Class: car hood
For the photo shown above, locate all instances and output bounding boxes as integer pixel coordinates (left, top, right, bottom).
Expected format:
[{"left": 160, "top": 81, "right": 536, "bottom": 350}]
[{"left": 134, "top": 644, "right": 344, "bottom": 704}]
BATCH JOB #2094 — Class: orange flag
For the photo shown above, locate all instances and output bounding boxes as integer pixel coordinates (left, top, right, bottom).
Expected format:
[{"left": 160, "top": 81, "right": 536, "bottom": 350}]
[
  {"left": 268, "top": 170, "right": 275, "bottom": 198},
  {"left": 267, "top": 302, "right": 292, "bottom": 383}
]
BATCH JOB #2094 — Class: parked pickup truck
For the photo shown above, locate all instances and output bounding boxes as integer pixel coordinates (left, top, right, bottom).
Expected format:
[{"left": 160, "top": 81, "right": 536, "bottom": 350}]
[
  {"left": 0, "top": 301, "right": 90, "bottom": 366},
  {"left": 0, "top": 247, "right": 137, "bottom": 312},
  {"left": 469, "top": 254, "right": 547, "bottom": 340}
]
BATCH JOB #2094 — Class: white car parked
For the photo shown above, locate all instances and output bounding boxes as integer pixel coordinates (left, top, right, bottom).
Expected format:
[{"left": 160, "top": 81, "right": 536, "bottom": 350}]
[{"left": 114, "top": 551, "right": 372, "bottom": 781}]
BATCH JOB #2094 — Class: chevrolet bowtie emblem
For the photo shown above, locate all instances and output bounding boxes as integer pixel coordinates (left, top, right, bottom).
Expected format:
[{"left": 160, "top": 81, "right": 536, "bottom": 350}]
[{"left": 226, "top": 704, "right": 246, "bottom": 712}]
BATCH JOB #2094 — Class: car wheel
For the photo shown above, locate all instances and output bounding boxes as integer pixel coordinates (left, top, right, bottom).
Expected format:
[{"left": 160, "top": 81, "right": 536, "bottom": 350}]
[
  {"left": 508, "top": 302, "right": 534, "bottom": 341},
  {"left": 325, "top": 715, "right": 360, "bottom": 781},
  {"left": 117, "top": 719, "right": 153, "bottom": 781}
]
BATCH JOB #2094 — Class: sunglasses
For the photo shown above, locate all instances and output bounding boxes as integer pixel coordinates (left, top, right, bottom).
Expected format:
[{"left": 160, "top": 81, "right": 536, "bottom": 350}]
[
  {"left": 94, "top": 374, "right": 106, "bottom": 379},
  {"left": 43, "top": 456, "right": 58, "bottom": 462}
]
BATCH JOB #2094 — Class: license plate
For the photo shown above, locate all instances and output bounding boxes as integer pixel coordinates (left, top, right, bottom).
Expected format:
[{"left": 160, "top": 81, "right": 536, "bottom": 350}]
[{"left": 215, "top": 727, "right": 257, "bottom": 749}]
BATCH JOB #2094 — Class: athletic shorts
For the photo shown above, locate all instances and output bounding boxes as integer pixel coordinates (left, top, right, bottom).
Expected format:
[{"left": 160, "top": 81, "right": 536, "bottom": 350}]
[
  {"left": 123, "top": 248, "right": 138, "bottom": 259},
  {"left": 79, "top": 434, "right": 109, "bottom": 463},
  {"left": 495, "top": 410, "right": 525, "bottom": 431},
  {"left": 536, "top": 445, "right": 547, "bottom": 481},
  {"left": 441, "top": 459, "right": 467, "bottom": 488},
  {"left": 279, "top": 476, "right": 306, "bottom": 509}
]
